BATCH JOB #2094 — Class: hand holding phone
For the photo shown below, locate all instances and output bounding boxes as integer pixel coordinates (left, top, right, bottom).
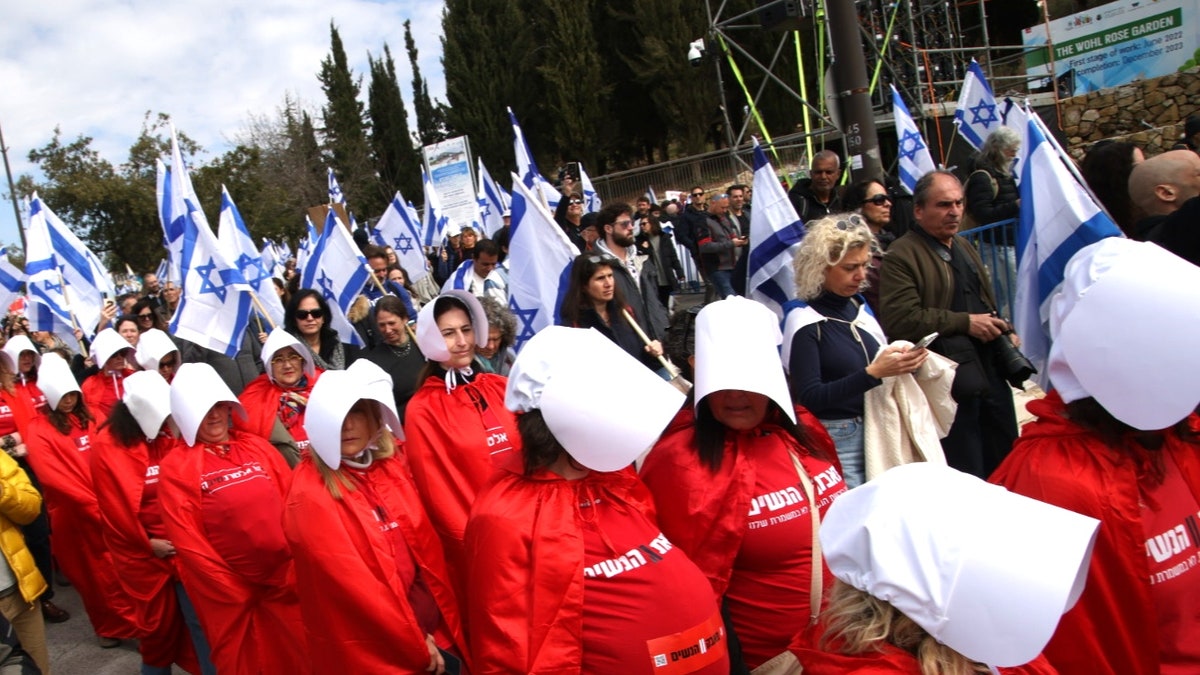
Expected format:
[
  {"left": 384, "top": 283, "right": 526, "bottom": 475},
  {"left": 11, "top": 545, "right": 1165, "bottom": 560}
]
[{"left": 913, "top": 332, "right": 938, "bottom": 350}]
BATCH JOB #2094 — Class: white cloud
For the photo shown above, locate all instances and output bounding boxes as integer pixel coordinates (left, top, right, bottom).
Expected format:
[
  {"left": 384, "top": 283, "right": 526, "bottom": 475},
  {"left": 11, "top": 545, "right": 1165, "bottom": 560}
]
[{"left": 0, "top": 0, "right": 447, "bottom": 248}]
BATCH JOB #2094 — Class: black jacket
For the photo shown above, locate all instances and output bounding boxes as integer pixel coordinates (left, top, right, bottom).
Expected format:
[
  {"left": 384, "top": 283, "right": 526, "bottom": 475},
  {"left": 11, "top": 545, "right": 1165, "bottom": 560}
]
[{"left": 787, "top": 179, "right": 843, "bottom": 222}]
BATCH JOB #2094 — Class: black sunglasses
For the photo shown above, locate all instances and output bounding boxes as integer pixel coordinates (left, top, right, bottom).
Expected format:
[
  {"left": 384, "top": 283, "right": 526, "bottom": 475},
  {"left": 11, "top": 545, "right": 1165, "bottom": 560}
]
[
  {"left": 865, "top": 194, "right": 892, "bottom": 206},
  {"left": 295, "top": 309, "right": 324, "bottom": 320},
  {"left": 568, "top": 198, "right": 584, "bottom": 205},
  {"left": 691, "top": 192, "right": 704, "bottom": 197},
  {"left": 136, "top": 313, "right": 155, "bottom": 320}
]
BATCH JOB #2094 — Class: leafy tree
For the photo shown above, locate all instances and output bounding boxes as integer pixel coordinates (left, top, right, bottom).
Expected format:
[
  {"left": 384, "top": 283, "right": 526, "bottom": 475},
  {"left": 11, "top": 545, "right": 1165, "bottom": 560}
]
[
  {"left": 317, "top": 22, "right": 379, "bottom": 215},
  {"left": 404, "top": 20, "right": 450, "bottom": 146},
  {"left": 367, "top": 45, "right": 422, "bottom": 201}
]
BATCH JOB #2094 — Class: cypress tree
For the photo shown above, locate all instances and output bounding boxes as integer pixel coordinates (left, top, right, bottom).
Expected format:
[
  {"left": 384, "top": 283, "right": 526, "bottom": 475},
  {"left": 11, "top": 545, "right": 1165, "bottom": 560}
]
[{"left": 368, "top": 44, "right": 422, "bottom": 201}]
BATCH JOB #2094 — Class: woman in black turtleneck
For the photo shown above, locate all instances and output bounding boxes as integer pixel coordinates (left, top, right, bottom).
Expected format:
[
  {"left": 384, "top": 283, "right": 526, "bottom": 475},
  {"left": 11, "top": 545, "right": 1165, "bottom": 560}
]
[{"left": 783, "top": 214, "right": 926, "bottom": 488}]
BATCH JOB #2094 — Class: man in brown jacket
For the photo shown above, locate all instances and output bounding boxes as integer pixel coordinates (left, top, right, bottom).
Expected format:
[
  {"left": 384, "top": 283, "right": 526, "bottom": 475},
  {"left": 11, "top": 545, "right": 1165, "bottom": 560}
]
[{"left": 878, "top": 170, "right": 1017, "bottom": 479}]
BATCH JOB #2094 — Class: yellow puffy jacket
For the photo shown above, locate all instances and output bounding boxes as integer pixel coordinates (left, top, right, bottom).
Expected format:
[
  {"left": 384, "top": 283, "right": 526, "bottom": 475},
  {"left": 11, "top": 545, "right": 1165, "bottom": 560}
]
[{"left": 0, "top": 452, "right": 46, "bottom": 604}]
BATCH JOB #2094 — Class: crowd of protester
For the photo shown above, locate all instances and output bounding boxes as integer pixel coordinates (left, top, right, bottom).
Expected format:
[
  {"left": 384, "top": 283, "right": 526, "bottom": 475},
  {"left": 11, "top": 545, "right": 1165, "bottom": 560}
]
[{"left": 0, "top": 118, "right": 1195, "bottom": 675}]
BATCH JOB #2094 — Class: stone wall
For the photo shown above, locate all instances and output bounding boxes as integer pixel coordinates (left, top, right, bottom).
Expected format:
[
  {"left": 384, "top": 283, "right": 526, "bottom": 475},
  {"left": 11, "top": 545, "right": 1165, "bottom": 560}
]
[{"left": 1060, "top": 67, "right": 1200, "bottom": 158}]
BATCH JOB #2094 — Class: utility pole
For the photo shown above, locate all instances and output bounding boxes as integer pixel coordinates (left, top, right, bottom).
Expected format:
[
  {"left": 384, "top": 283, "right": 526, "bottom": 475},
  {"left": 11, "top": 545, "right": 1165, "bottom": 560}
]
[
  {"left": 824, "top": 0, "right": 883, "bottom": 181},
  {"left": 0, "top": 119, "right": 26, "bottom": 253}
]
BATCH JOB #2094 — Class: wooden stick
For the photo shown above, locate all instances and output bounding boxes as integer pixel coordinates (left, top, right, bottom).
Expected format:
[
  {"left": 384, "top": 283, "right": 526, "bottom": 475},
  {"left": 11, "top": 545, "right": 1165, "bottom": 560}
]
[
  {"left": 247, "top": 291, "right": 278, "bottom": 331},
  {"left": 620, "top": 308, "right": 692, "bottom": 393}
]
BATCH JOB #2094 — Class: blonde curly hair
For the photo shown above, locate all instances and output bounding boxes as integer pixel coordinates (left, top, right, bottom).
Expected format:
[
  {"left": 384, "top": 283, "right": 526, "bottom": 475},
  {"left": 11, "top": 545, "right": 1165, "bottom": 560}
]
[
  {"left": 792, "top": 213, "right": 880, "bottom": 302},
  {"left": 819, "top": 580, "right": 992, "bottom": 675}
]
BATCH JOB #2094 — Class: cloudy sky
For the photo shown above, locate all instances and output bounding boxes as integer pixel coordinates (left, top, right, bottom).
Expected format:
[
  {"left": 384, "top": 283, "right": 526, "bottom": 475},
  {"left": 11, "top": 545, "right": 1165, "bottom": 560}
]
[{"left": 0, "top": 0, "right": 446, "bottom": 257}]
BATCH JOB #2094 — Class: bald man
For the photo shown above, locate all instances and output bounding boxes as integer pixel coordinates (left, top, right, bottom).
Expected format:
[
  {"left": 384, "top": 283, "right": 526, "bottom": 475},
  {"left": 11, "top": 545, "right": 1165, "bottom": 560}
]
[
  {"left": 788, "top": 150, "right": 844, "bottom": 221},
  {"left": 1128, "top": 150, "right": 1200, "bottom": 266}
]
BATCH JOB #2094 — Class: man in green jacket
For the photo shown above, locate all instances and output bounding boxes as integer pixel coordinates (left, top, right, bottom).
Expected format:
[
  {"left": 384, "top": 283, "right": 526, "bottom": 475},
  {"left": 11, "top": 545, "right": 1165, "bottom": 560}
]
[{"left": 878, "top": 170, "right": 1018, "bottom": 479}]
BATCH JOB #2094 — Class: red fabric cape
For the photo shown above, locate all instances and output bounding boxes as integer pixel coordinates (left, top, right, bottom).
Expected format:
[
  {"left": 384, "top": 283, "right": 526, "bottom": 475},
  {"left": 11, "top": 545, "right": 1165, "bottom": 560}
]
[
  {"left": 284, "top": 454, "right": 465, "bottom": 674},
  {"left": 158, "top": 430, "right": 310, "bottom": 675},
  {"left": 639, "top": 404, "right": 837, "bottom": 598},
  {"left": 91, "top": 428, "right": 199, "bottom": 672},
  {"left": 464, "top": 467, "right": 654, "bottom": 675},
  {"left": 235, "top": 371, "right": 320, "bottom": 439},
  {"left": 990, "top": 390, "right": 1200, "bottom": 675},
  {"left": 789, "top": 625, "right": 1059, "bottom": 674},
  {"left": 0, "top": 388, "right": 34, "bottom": 440},
  {"left": 404, "top": 373, "right": 521, "bottom": 590},
  {"left": 26, "top": 416, "right": 137, "bottom": 637},
  {"left": 81, "top": 368, "right": 133, "bottom": 421}
]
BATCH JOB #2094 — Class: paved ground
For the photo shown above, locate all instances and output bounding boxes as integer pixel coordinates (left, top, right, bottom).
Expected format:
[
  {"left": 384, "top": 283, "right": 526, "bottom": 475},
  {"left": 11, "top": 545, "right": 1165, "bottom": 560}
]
[{"left": 43, "top": 581, "right": 185, "bottom": 674}]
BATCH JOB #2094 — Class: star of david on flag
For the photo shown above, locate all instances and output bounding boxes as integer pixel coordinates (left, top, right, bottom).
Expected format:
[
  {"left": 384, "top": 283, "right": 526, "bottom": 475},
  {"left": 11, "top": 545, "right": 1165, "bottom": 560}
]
[
  {"left": 505, "top": 174, "right": 579, "bottom": 352},
  {"left": 954, "top": 59, "right": 1000, "bottom": 151},
  {"left": 891, "top": 85, "right": 937, "bottom": 194},
  {"left": 217, "top": 185, "right": 285, "bottom": 327},
  {"left": 373, "top": 191, "right": 431, "bottom": 283}
]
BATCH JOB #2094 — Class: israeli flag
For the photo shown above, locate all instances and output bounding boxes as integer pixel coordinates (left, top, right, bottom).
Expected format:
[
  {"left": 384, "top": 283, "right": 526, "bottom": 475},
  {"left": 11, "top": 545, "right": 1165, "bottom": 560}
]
[
  {"left": 579, "top": 163, "right": 602, "bottom": 213},
  {"left": 746, "top": 139, "right": 807, "bottom": 318},
  {"left": 506, "top": 174, "right": 579, "bottom": 352},
  {"left": 300, "top": 210, "right": 369, "bottom": 348},
  {"left": 422, "top": 169, "right": 452, "bottom": 248},
  {"left": 24, "top": 194, "right": 112, "bottom": 336},
  {"left": 164, "top": 126, "right": 211, "bottom": 287},
  {"left": 1014, "top": 113, "right": 1123, "bottom": 388},
  {"left": 507, "top": 107, "right": 561, "bottom": 209},
  {"left": 155, "top": 159, "right": 183, "bottom": 285},
  {"left": 953, "top": 59, "right": 1000, "bottom": 151},
  {"left": 296, "top": 216, "right": 319, "bottom": 273},
  {"left": 155, "top": 259, "right": 169, "bottom": 287},
  {"left": 373, "top": 191, "right": 431, "bottom": 283},
  {"left": 328, "top": 167, "right": 346, "bottom": 205},
  {"left": 169, "top": 207, "right": 255, "bottom": 358},
  {"left": 477, "top": 158, "right": 508, "bottom": 238},
  {"left": 0, "top": 248, "right": 26, "bottom": 312},
  {"left": 646, "top": 185, "right": 658, "bottom": 205},
  {"left": 217, "top": 186, "right": 286, "bottom": 328},
  {"left": 891, "top": 85, "right": 937, "bottom": 194}
]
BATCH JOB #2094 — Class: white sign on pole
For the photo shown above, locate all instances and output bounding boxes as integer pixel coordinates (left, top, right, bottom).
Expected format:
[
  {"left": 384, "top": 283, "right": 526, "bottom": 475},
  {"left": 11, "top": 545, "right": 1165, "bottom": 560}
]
[{"left": 422, "top": 136, "right": 481, "bottom": 234}]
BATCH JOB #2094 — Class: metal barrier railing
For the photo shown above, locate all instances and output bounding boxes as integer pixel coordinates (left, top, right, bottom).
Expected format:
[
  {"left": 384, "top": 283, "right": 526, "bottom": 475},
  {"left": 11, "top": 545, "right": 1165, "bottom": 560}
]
[{"left": 960, "top": 218, "right": 1017, "bottom": 320}]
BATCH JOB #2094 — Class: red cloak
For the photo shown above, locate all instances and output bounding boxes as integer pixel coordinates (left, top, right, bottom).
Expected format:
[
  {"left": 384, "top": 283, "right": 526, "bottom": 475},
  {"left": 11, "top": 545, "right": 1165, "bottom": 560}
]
[
  {"left": 235, "top": 371, "right": 320, "bottom": 441},
  {"left": 91, "top": 428, "right": 200, "bottom": 673},
  {"left": 403, "top": 373, "right": 521, "bottom": 590},
  {"left": 0, "top": 388, "right": 34, "bottom": 440},
  {"left": 464, "top": 467, "right": 654, "bottom": 675},
  {"left": 158, "top": 430, "right": 310, "bottom": 675},
  {"left": 284, "top": 454, "right": 465, "bottom": 674},
  {"left": 81, "top": 368, "right": 134, "bottom": 421},
  {"left": 639, "top": 404, "right": 838, "bottom": 597},
  {"left": 25, "top": 416, "right": 137, "bottom": 638},
  {"left": 990, "top": 391, "right": 1200, "bottom": 675}
]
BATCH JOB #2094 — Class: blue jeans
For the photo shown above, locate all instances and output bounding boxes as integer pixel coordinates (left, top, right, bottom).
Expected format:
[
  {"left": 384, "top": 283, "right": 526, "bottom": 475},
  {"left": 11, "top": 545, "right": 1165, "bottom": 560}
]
[
  {"left": 177, "top": 582, "right": 217, "bottom": 675},
  {"left": 710, "top": 269, "right": 735, "bottom": 299},
  {"left": 820, "top": 417, "right": 865, "bottom": 489}
]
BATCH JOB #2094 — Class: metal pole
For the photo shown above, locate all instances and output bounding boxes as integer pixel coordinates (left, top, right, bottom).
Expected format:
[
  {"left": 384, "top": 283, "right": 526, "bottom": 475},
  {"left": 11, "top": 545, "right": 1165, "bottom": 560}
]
[
  {"left": 706, "top": 0, "right": 738, "bottom": 154},
  {"left": 824, "top": 0, "right": 883, "bottom": 180},
  {"left": 0, "top": 120, "right": 27, "bottom": 254}
]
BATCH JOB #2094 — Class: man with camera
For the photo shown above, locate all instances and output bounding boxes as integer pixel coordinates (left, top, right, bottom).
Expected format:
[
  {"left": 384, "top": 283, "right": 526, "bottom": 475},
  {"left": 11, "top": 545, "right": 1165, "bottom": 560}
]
[{"left": 878, "top": 170, "right": 1019, "bottom": 479}]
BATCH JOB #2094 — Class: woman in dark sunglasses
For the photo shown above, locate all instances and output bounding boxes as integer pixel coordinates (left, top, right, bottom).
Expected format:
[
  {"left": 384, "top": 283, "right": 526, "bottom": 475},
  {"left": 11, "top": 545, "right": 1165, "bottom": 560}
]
[{"left": 284, "top": 290, "right": 355, "bottom": 371}]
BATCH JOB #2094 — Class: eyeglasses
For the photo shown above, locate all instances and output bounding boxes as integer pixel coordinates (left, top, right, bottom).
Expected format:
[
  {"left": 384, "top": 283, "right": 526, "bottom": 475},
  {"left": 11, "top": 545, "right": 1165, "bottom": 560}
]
[
  {"left": 136, "top": 313, "right": 155, "bottom": 321},
  {"left": 614, "top": 219, "right": 634, "bottom": 228},
  {"left": 295, "top": 309, "right": 324, "bottom": 320},
  {"left": 568, "top": 198, "right": 584, "bottom": 205},
  {"left": 271, "top": 353, "right": 305, "bottom": 366},
  {"left": 691, "top": 192, "right": 704, "bottom": 198},
  {"left": 865, "top": 194, "right": 892, "bottom": 206}
]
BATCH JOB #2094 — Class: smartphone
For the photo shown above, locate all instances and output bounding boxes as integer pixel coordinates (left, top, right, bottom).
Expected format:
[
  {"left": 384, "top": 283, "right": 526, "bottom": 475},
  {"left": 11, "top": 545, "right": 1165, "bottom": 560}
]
[{"left": 913, "top": 332, "right": 938, "bottom": 350}]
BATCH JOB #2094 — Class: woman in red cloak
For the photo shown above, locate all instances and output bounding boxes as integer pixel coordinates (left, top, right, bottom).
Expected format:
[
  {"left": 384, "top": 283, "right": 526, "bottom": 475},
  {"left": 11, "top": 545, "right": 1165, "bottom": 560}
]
[
  {"left": 284, "top": 359, "right": 465, "bottom": 674},
  {"left": 236, "top": 328, "right": 322, "bottom": 467},
  {"left": 25, "top": 353, "right": 137, "bottom": 648},
  {"left": 91, "top": 370, "right": 210, "bottom": 674},
  {"left": 466, "top": 326, "right": 727, "bottom": 675},
  {"left": 158, "top": 363, "right": 310, "bottom": 675},
  {"left": 640, "top": 298, "right": 846, "bottom": 671},
  {"left": 405, "top": 291, "right": 521, "bottom": 592},
  {"left": 80, "top": 328, "right": 138, "bottom": 421}
]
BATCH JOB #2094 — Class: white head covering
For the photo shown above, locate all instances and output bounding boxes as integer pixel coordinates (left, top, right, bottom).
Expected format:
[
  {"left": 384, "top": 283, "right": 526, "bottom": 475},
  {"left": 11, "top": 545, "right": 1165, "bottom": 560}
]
[
  {"left": 415, "top": 290, "right": 489, "bottom": 363},
  {"left": 694, "top": 296, "right": 794, "bottom": 422},
  {"left": 1, "top": 336, "right": 40, "bottom": 374},
  {"left": 37, "top": 353, "right": 80, "bottom": 410},
  {"left": 169, "top": 363, "right": 245, "bottom": 446},
  {"left": 91, "top": 328, "right": 133, "bottom": 368},
  {"left": 122, "top": 371, "right": 172, "bottom": 441},
  {"left": 261, "top": 328, "right": 316, "bottom": 385},
  {"left": 1048, "top": 238, "right": 1200, "bottom": 430},
  {"left": 303, "top": 360, "right": 401, "bottom": 470},
  {"left": 506, "top": 326, "right": 685, "bottom": 471},
  {"left": 821, "top": 462, "right": 1099, "bottom": 667},
  {"left": 134, "top": 329, "right": 179, "bottom": 373}
]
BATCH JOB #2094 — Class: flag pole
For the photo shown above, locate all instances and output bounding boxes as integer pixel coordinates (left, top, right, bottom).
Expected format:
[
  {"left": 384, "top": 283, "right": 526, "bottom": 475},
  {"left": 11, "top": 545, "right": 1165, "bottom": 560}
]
[
  {"left": 56, "top": 271, "right": 82, "bottom": 334},
  {"left": 247, "top": 291, "right": 278, "bottom": 331}
]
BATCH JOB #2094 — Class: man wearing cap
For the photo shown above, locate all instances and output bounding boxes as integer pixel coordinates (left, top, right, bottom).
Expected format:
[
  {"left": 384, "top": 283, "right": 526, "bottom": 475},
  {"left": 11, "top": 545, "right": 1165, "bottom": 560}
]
[
  {"left": 879, "top": 170, "right": 1017, "bottom": 479},
  {"left": 992, "top": 239, "right": 1200, "bottom": 675}
]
